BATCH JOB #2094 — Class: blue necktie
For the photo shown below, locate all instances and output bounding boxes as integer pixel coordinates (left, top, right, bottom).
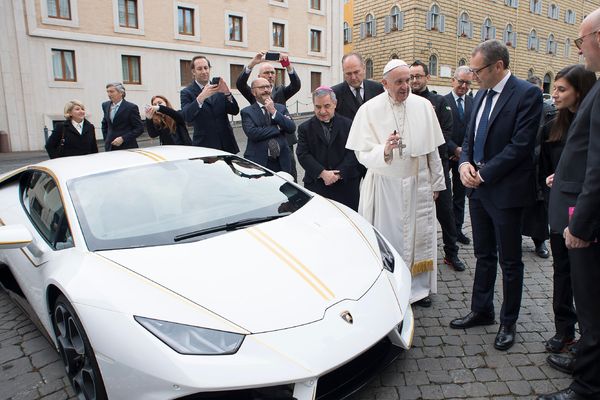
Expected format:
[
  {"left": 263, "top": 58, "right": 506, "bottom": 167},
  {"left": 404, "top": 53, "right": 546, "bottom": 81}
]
[
  {"left": 473, "top": 89, "right": 496, "bottom": 165},
  {"left": 457, "top": 97, "right": 464, "bottom": 121}
]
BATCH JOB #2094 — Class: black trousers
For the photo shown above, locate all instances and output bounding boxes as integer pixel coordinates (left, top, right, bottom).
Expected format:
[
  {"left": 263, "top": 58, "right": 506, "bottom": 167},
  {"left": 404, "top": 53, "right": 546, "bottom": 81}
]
[
  {"left": 450, "top": 160, "right": 467, "bottom": 231},
  {"left": 469, "top": 196, "right": 524, "bottom": 325},
  {"left": 569, "top": 242, "right": 600, "bottom": 398},
  {"left": 436, "top": 159, "right": 459, "bottom": 258},
  {"left": 549, "top": 232, "right": 577, "bottom": 337},
  {"left": 289, "top": 145, "right": 298, "bottom": 182}
]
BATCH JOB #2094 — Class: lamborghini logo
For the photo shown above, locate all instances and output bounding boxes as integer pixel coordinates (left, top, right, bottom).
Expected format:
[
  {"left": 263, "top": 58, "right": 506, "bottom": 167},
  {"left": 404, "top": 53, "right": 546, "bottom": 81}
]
[{"left": 340, "top": 311, "right": 353, "bottom": 324}]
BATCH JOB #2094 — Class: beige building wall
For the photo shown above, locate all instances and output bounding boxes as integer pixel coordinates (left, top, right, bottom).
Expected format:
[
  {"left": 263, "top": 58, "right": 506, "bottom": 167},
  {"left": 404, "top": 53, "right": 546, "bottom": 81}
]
[
  {"left": 352, "top": 0, "right": 599, "bottom": 93},
  {"left": 0, "top": 0, "right": 343, "bottom": 151}
]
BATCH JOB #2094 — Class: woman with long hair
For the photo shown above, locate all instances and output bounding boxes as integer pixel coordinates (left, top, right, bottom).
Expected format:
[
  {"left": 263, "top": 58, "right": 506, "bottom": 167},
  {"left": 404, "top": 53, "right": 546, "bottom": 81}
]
[
  {"left": 46, "top": 100, "right": 98, "bottom": 159},
  {"left": 144, "top": 95, "right": 192, "bottom": 145},
  {"left": 541, "top": 64, "right": 597, "bottom": 353}
]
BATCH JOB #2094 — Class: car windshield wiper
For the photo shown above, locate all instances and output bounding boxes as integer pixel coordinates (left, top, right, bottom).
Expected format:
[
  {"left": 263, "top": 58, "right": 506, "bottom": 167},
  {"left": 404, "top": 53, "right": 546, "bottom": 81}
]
[{"left": 174, "top": 213, "right": 291, "bottom": 242}]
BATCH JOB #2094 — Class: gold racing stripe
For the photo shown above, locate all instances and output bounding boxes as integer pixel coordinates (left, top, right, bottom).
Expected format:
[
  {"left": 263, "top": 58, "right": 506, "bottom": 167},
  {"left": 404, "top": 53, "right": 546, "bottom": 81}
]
[
  {"left": 128, "top": 149, "right": 166, "bottom": 162},
  {"left": 247, "top": 227, "right": 334, "bottom": 301}
]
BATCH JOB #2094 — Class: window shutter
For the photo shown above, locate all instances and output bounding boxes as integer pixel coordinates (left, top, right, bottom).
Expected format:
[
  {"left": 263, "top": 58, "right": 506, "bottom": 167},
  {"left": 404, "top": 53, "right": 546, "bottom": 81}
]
[
  {"left": 514, "top": 0, "right": 519, "bottom": 7},
  {"left": 530, "top": 0, "right": 534, "bottom": 13},
  {"left": 399, "top": 12, "right": 404, "bottom": 30},
  {"left": 457, "top": 19, "right": 462, "bottom": 36},
  {"left": 528, "top": 34, "right": 532, "bottom": 49},
  {"left": 372, "top": 18, "right": 377, "bottom": 36},
  {"left": 481, "top": 23, "right": 486, "bottom": 41},
  {"left": 513, "top": 32, "right": 518, "bottom": 47},
  {"left": 384, "top": 15, "right": 391, "bottom": 33},
  {"left": 490, "top": 26, "right": 496, "bottom": 39},
  {"left": 439, "top": 15, "right": 446, "bottom": 32},
  {"left": 547, "top": 5, "right": 552, "bottom": 17},
  {"left": 426, "top": 11, "right": 432, "bottom": 30},
  {"left": 536, "top": 1, "right": 541, "bottom": 14},
  {"left": 468, "top": 22, "right": 473, "bottom": 39},
  {"left": 348, "top": 27, "right": 352, "bottom": 43},
  {"left": 360, "top": 22, "right": 366, "bottom": 39}
]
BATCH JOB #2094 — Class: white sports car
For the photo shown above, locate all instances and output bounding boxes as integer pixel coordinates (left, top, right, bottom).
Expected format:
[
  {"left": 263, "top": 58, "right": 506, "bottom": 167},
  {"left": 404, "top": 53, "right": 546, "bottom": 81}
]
[{"left": 0, "top": 146, "right": 414, "bottom": 400}]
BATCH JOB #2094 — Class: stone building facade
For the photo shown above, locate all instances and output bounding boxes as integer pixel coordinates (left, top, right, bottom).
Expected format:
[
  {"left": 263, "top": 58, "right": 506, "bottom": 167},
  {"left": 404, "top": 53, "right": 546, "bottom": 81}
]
[{"left": 350, "top": 0, "right": 599, "bottom": 93}]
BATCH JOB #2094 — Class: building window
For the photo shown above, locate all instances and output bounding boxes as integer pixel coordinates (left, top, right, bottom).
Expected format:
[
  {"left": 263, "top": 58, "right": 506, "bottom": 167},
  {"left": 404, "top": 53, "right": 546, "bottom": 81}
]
[
  {"left": 458, "top": 12, "right": 472, "bottom": 38},
  {"left": 504, "top": 0, "right": 518, "bottom": 8},
  {"left": 528, "top": 68, "right": 535, "bottom": 78},
  {"left": 343, "top": 22, "right": 351, "bottom": 44},
  {"left": 118, "top": 0, "right": 138, "bottom": 28},
  {"left": 178, "top": 6, "right": 194, "bottom": 35},
  {"left": 543, "top": 73, "right": 552, "bottom": 93},
  {"left": 530, "top": 0, "right": 542, "bottom": 14},
  {"left": 310, "top": 29, "right": 321, "bottom": 52},
  {"left": 548, "top": 3, "right": 559, "bottom": 19},
  {"left": 229, "top": 15, "right": 243, "bottom": 42},
  {"left": 503, "top": 24, "right": 516, "bottom": 47},
  {"left": 275, "top": 68, "right": 286, "bottom": 87},
  {"left": 309, "top": 0, "right": 321, "bottom": 10},
  {"left": 565, "top": 39, "right": 571, "bottom": 57},
  {"left": 47, "top": 0, "right": 71, "bottom": 19},
  {"left": 481, "top": 18, "right": 496, "bottom": 41},
  {"left": 229, "top": 64, "right": 244, "bottom": 90},
  {"left": 365, "top": 58, "right": 373, "bottom": 79},
  {"left": 122, "top": 55, "right": 141, "bottom": 84},
  {"left": 180, "top": 59, "right": 192, "bottom": 87},
  {"left": 547, "top": 34, "right": 556, "bottom": 54},
  {"left": 364, "top": 14, "right": 375, "bottom": 38},
  {"left": 310, "top": 71, "right": 321, "bottom": 92},
  {"left": 51, "top": 49, "right": 76, "bottom": 81},
  {"left": 273, "top": 23, "right": 285, "bottom": 47},
  {"left": 428, "top": 54, "right": 438, "bottom": 76},
  {"left": 565, "top": 9, "right": 576, "bottom": 24},
  {"left": 528, "top": 30, "right": 539, "bottom": 51},
  {"left": 385, "top": 6, "right": 404, "bottom": 33},
  {"left": 458, "top": 58, "right": 467, "bottom": 66},
  {"left": 427, "top": 5, "right": 445, "bottom": 32}
]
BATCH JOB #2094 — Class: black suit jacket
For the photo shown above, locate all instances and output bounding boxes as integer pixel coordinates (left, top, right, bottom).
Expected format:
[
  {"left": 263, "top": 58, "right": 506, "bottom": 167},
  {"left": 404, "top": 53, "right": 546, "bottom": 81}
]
[
  {"left": 444, "top": 92, "right": 473, "bottom": 157},
  {"left": 459, "top": 74, "right": 542, "bottom": 209},
  {"left": 241, "top": 102, "right": 296, "bottom": 172},
  {"left": 549, "top": 79, "right": 600, "bottom": 241},
  {"left": 331, "top": 79, "right": 384, "bottom": 121},
  {"left": 46, "top": 119, "right": 98, "bottom": 159},
  {"left": 236, "top": 68, "right": 300, "bottom": 146},
  {"left": 101, "top": 99, "right": 143, "bottom": 151},
  {"left": 180, "top": 82, "right": 240, "bottom": 153}
]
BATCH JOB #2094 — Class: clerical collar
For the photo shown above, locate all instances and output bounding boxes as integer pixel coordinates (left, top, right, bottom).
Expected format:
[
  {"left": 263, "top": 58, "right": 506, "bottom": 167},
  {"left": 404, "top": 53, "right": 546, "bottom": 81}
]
[
  {"left": 320, "top": 118, "right": 333, "bottom": 127},
  {"left": 412, "top": 87, "right": 430, "bottom": 98}
]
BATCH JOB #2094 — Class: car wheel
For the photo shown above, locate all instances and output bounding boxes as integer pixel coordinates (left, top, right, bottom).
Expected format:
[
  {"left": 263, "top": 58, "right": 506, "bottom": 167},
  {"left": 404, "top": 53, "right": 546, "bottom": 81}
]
[{"left": 52, "top": 294, "right": 108, "bottom": 400}]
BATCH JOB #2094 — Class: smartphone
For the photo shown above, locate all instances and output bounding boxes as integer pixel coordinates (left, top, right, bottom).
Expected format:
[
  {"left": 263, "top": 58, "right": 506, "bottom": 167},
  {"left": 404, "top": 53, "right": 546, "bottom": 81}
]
[
  {"left": 210, "top": 77, "right": 220, "bottom": 85},
  {"left": 265, "top": 52, "right": 280, "bottom": 61}
]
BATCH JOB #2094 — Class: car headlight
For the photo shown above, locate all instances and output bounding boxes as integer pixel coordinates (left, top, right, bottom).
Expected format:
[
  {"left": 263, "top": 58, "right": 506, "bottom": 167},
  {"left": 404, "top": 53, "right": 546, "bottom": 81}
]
[
  {"left": 374, "top": 229, "right": 395, "bottom": 273},
  {"left": 135, "top": 316, "right": 245, "bottom": 355}
]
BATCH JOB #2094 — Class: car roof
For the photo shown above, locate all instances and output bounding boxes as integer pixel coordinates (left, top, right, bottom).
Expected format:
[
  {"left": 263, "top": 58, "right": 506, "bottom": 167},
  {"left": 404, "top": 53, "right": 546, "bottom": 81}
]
[{"left": 0, "top": 146, "right": 229, "bottom": 184}]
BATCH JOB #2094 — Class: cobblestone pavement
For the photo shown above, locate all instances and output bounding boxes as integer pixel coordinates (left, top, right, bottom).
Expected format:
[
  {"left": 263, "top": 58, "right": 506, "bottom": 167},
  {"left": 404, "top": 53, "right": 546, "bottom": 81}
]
[{"left": 0, "top": 139, "right": 571, "bottom": 399}]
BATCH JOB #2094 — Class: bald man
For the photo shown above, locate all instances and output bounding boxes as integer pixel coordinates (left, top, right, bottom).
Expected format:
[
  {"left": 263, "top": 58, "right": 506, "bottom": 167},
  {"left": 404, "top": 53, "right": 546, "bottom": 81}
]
[
  {"left": 237, "top": 52, "right": 301, "bottom": 180},
  {"left": 541, "top": 8, "right": 600, "bottom": 400}
]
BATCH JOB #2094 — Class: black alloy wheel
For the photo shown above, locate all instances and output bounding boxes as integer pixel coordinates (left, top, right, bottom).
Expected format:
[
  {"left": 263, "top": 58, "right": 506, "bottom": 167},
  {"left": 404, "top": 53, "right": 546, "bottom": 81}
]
[{"left": 52, "top": 294, "right": 108, "bottom": 400}]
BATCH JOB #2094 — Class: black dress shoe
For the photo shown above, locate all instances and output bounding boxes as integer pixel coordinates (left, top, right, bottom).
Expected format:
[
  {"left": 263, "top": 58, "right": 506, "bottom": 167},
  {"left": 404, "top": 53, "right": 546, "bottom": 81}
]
[
  {"left": 537, "top": 388, "right": 585, "bottom": 400},
  {"left": 414, "top": 296, "right": 432, "bottom": 307},
  {"left": 494, "top": 323, "right": 516, "bottom": 350},
  {"left": 457, "top": 231, "right": 471, "bottom": 245},
  {"left": 444, "top": 255, "right": 466, "bottom": 271},
  {"left": 547, "top": 353, "right": 575, "bottom": 374},
  {"left": 545, "top": 334, "right": 576, "bottom": 353},
  {"left": 535, "top": 241, "right": 550, "bottom": 258},
  {"left": 450, "top": 311, "right": 495, "bottom": 329}
]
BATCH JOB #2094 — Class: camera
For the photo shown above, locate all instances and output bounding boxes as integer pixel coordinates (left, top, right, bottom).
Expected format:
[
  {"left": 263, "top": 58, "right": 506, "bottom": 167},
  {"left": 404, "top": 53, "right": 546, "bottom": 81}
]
[
  {"left": 210, "top": 77, "right": 221, "bottom": 85},
  {"left": 265, "top": 52, "right": 280, "bottom": 61}
]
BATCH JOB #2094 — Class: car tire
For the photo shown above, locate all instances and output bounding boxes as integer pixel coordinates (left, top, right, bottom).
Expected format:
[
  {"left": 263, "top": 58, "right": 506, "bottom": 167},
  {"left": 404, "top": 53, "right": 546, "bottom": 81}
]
[{"left": 52, "top": 294, "right": 108, "bottom": 400}]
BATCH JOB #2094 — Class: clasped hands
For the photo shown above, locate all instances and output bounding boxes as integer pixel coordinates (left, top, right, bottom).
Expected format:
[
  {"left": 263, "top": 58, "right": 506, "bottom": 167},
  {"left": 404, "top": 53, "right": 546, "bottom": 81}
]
[{"left": 459, "top": 163, "right": 482, "bottom": 188}]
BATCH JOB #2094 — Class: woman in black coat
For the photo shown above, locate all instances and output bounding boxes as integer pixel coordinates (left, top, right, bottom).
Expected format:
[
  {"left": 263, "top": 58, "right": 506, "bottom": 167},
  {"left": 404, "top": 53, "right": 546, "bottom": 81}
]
[
  {"left": 540, "top": 64, "right": 597, "bottom": 353},
  {"left": 144, "top": 95, "right": 192, "bottom": 146},
  {"left": 45, "top": 100, "right": 98, "bottom": 159}
]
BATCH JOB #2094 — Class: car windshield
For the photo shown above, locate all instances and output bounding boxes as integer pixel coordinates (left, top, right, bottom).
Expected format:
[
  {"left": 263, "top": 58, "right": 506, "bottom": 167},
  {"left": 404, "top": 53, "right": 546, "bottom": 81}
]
[{"left": 67, "top": 156, "right": 311, "bottom": 251}]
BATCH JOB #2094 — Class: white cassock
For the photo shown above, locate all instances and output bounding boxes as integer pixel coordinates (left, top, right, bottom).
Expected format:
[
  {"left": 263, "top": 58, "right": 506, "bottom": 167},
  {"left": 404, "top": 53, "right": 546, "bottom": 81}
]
[{"left": 346, "top": 92, "right": 446, "bottom": 303}]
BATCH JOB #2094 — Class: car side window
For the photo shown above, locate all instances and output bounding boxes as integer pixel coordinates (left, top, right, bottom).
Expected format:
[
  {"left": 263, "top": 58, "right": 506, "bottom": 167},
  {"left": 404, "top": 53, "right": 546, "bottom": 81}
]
[{"left": 20, "top": 171, "right": 73, "bottom": 250}]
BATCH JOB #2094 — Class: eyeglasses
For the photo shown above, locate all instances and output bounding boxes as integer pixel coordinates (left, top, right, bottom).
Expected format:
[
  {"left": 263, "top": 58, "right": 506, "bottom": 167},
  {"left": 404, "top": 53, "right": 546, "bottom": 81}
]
[
  {"left": 409, "top": 74, "right": 426, "bottom": 80},
  {"left": 575, "top": 30, "right": 599, "bottom": 49},
  {"left": 252, "top": 85, "right": 272, "bottom": 90},
  {"left": 469, "top": 63, "right": 493, "bottom": 76},
  {"left": 456, "top": 79, "right": 472, "bottom": 86}
]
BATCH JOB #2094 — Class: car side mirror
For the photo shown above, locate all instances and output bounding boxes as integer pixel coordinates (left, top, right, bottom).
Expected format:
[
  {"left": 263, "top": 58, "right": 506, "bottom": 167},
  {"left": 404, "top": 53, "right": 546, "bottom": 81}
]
[{"left": 0, "top": 225, "right": 33, "bottom": 249}]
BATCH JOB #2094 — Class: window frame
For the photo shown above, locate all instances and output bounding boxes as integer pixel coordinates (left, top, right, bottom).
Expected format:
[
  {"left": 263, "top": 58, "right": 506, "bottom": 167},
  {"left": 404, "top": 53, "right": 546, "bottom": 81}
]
[
  {"left": 41, "top": 0, "right": 79, "bottom": 27},
  {"left": 225, "top": 11, "right": 248, "bottom": 47},
  {"left": 122, "top": 54, "right": 142, "bottom": 85},
  {"left": 428, "top": 54, "right": 438, "bottom": 76},
  {"left": 308, "top": 27, "right": 324, "bottom": 55},
  {"left": 113, "top": 0, "right": 144, "bottom": 35},
  {"left": 365, "top": 58, "right": 374, "bottom": 79},
  {"left": 51, "top": 49, "right": 77, "bottom": 82},
  {"left": 269, "top": 18, "right": 288, "bottom": 51},
  {"left": 343, "top": 22, "right": 352, "bottom": 44}
]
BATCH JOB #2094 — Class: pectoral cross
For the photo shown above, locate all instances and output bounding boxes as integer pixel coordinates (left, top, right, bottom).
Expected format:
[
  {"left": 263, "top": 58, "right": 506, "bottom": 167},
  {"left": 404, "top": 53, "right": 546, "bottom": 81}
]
[{"left": 397, "top": 137, "right": 407, "bottom": 156}]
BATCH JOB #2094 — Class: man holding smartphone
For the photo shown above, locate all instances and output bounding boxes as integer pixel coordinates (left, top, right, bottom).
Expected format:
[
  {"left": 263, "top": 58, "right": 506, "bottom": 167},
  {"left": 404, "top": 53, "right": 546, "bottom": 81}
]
[
  {"left": 181, "top": 55, "right": 239, "bottom": 153},
  {"left": 236, "top": 52, "right": 301, "bottom": 180}
]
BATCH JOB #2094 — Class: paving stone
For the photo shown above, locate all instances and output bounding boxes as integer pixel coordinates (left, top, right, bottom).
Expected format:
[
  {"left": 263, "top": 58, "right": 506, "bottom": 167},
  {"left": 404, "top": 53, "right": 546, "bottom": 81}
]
[
  {"left": 518, "top": 365, "right": 546, "bottom": 380},
  {"left": 506, "top": 380, "right": 533, "bottom": 395},
  {"left": 397, "top": 385, "right": 421, "bottom": 400},
  {"left": 0, "top": 344, "right": 23, "bottom": 364},
  {"left": 496, "top": 367, "right": 523, "bottom": 381},
  {"left": 440, "top": 384, "right": 467, "bottom": 398},
  {"left": 427, "top": 370, "right": 453, "bottom": 384},
  {"left": 472, "top": 367, "right": 498, "bottom": 382},
  {"left": 486, "top": 381, "right": 511, "bottom": 396},
  {"left": 450, "top": 369, "right": 476, "bottom": 384}
]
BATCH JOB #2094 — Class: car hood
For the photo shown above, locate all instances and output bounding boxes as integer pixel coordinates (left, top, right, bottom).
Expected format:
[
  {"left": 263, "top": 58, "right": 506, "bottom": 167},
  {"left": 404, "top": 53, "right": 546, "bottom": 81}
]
[{"left": 96, "top": 200, "right": 384, "bottom": 333}]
